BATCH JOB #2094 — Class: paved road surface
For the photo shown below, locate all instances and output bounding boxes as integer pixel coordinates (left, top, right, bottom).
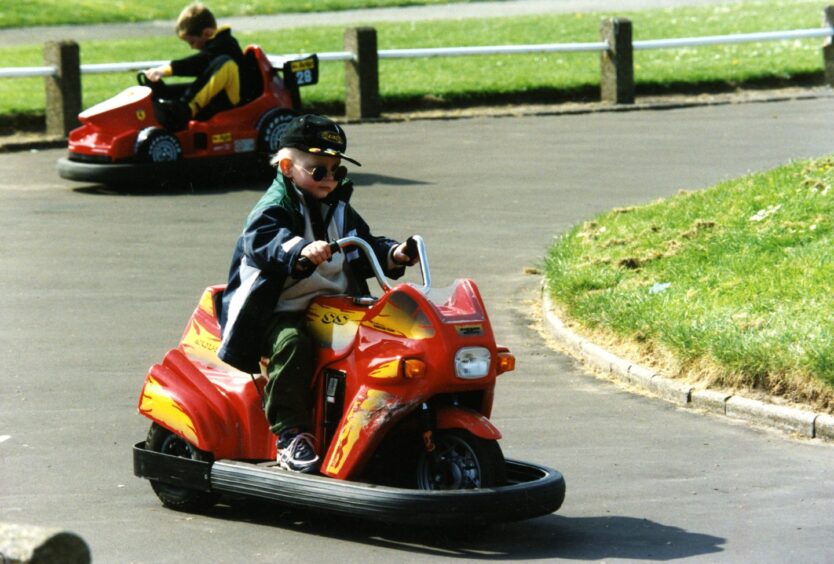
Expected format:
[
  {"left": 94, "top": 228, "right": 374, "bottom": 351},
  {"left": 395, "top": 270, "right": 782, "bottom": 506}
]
[{"left": 1, "top": 98, "right": 833, "bottom": 562}]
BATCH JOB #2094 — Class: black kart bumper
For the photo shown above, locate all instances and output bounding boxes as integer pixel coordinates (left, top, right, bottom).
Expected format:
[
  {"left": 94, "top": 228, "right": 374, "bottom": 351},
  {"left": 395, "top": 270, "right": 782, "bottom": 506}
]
[{"left": 133, "top": 441, "right": 566, "bottom": 526}]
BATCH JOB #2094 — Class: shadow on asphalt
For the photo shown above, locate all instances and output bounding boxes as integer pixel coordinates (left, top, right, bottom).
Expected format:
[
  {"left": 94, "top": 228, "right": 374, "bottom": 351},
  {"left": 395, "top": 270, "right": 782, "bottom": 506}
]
[
  {"left": 200, "top": 498, "right": 725, "bottom": 560},
  {"left": 69, "top": 171, "right": 430, "bottom": 196}
]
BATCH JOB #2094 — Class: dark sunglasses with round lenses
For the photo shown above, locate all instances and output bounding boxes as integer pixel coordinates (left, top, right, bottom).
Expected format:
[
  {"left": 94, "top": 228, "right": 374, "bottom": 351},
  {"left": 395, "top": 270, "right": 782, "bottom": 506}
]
[{"left": 301, "top": 163, "right": 348, "bottom": 182}]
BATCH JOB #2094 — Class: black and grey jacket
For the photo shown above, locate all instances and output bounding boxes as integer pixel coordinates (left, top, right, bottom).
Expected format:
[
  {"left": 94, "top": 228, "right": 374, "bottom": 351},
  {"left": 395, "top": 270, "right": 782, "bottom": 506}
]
[{"left": 217, "top": 174, "right": 405, "bottom": 373}]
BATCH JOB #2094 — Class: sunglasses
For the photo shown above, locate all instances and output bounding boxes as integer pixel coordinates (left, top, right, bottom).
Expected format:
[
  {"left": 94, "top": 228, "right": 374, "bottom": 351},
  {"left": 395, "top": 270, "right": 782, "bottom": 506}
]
[{"left": 298, "top": 163, "right": 348, "bottom": 182}]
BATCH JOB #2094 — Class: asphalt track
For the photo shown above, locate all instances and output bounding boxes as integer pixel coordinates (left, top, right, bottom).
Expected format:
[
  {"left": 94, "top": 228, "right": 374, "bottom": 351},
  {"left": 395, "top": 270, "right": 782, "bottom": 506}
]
[{"left": 1, "top": 98, "right": 834, "bottom": 562}]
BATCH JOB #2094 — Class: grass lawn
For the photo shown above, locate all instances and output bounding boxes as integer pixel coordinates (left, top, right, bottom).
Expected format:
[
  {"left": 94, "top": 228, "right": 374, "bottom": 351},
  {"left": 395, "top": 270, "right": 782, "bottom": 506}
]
[
  {"left": 0, "top": 0, "right": 827, "bottom": 126},
  {"left": 0, "top": 0, "right": 475, "bottom": 28},
  {"left": 545, "top": 156, "right": 834, "bottom": 412}
]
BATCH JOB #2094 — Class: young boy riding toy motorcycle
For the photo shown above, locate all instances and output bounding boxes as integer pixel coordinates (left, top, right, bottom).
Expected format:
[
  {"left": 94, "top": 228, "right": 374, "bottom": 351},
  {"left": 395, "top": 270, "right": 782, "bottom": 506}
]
[{"left": 217, "top": 114, "right": 417, "bottom": 473}]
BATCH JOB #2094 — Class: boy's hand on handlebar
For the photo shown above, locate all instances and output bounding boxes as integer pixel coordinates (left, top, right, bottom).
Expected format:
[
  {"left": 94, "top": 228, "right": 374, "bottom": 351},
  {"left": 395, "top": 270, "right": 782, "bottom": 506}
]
[
  {"left": 298, "top": 240, "right": 333, "bottom": 270},
  {"left": 143, "top": 67, "right": 166, "bottom": 82},
  {"left": 393, "top": 238, "right": 419, "bottom": 266}
]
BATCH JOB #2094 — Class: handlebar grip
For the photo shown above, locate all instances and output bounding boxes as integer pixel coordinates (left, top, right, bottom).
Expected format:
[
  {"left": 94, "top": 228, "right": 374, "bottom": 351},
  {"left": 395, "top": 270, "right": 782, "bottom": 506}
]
[
  {"left": 404, "top": 236, "right": 419, "bottom": 261},
  {"left": 296, "top": 241, "right": 342, "bottom": 273}
]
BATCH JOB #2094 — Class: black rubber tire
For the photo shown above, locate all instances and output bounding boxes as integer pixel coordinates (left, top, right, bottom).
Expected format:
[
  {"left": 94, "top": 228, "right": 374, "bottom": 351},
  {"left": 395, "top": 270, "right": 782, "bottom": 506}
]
[
  {"left": 256, "top": 109, "right": 296, "bottom": 156},
  {"left": 416, "top": 429, "right": 506, "bottom": 490},
  {"left": 135, "top": 128, "right": 182, "bottom": 163},
  {"left": 145, "top": 423, "right": 219, "bottom": 512}
]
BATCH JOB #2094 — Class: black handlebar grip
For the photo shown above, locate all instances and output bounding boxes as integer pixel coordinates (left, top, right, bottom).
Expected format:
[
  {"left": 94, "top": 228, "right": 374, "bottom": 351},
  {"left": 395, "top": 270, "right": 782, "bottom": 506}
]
[{"left": 404, "top": 236, "right": 418, "bottom": 261}]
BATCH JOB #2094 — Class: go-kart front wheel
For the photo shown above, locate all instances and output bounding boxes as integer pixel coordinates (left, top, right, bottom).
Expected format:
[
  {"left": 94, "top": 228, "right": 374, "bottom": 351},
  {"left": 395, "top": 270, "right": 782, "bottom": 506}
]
[
  {"left": 416, "top": 429, "right": 506, "bottom": 490},
  {"left": 135, "top": 128, "right": 182, "bottom": 163},
  {"left": 145, "top": 423, "right": 219, "bottom": 512}
]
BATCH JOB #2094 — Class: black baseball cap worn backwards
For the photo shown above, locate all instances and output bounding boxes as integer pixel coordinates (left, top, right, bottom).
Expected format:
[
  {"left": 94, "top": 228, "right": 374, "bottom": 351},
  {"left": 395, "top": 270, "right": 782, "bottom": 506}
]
[{"left": 279, "top": 114, "right": 361, "bottom": 166}]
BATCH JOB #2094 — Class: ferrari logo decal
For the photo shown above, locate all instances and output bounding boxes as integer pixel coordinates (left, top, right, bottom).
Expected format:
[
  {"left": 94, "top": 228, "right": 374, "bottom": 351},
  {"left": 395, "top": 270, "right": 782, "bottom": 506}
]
[{"left": 136, "top": 109, "right": 146, "bottom": 120}]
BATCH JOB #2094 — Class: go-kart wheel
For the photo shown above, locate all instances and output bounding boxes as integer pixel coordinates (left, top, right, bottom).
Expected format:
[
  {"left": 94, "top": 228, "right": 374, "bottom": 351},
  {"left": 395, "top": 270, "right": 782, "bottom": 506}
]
[
  {"left": 145, "top": 423, "right": 219, "bottom": 512},
  {"left": 135, "top": 128, "right": 182, "bottom": 163},
  {"left": 416, "top": 429, "right": 506, "bottom": 490},
  {"left": 257, "top": 109, "right": 295, "bottom": 156}
]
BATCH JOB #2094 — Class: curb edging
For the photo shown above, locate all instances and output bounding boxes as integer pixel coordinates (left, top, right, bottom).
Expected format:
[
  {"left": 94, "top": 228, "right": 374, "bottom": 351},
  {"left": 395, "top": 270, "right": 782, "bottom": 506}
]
[{"left": 541, "top": 288, "right": 832, "bottom": 443}]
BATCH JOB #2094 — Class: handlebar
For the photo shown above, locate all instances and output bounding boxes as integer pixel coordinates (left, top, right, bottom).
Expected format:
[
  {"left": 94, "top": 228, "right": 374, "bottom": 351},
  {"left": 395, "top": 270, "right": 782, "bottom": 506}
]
[{"left": 296, "top": 236, "right": 431, "bottom": 294}]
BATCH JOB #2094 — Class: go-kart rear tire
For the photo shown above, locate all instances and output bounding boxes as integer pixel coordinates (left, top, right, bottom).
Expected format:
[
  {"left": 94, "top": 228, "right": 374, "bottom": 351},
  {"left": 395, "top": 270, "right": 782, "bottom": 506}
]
[
  {"left": 257, "top": 109, "right": 295, "bottom": 156},
  {"left": 145, "top": 423, "right": 219, "bottom": 512},
  {"left": 416, "top": 429, "right": 507, "bottom": 490},
  {"left": 135, "top": 128, "right": 182, "bottom": 163}
]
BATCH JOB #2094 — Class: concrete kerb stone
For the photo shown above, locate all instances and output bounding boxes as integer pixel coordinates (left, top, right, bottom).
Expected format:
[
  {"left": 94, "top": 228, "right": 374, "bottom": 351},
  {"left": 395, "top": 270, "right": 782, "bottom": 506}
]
[
  {"left": 726, "top": 396, "right": 817, "bottom": 438},
  {"left": 540, "top": 285, "right": 832, "bottom": 442},
  {"left": 690, "top": 388, "right": 731, "bottom": 415},
  {"left": 816, "top": 414, "right": 834, "bottom": 441}
]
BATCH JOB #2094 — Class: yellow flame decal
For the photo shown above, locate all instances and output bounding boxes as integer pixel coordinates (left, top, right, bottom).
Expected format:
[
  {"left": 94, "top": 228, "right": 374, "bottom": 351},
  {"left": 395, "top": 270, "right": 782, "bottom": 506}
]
[
  {"left": 361, "top": 301, "right": 435, "bottom": 340},
  {"left": 139, "top": 376, "right": 199, "bottom": 445},
  {"left": 325, "top": 388, "right": 392, "bottom": 475},
  {"left": 306, "top": 302, "right": 364, "bottom": 349},
  {"left": 198, "top": 288, "right": 216, "bottom": 316},
  {"left": 368, "top": 359, "right": 399, "bottom": 379},
  {"left": 180, "top": 318, "right": 221, "bottom": 362}
]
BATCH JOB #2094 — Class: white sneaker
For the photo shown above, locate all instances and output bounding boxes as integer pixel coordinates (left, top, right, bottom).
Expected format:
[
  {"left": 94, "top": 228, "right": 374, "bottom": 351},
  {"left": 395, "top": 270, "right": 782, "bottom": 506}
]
[{"left": 277, "top": 431, "right": 320, "bottom": 473}]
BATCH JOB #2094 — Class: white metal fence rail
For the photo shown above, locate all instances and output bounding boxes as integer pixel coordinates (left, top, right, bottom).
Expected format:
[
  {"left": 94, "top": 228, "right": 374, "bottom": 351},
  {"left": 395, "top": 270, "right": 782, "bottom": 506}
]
[{"left": 1, "top": 27, "right": 831, "bottom": 79}]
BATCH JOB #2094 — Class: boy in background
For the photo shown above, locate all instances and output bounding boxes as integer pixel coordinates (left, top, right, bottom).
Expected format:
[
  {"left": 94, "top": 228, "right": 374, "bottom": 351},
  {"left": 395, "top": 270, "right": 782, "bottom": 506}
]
[{"left": 143, "top": 2, "right": 259, "bottom": 130}]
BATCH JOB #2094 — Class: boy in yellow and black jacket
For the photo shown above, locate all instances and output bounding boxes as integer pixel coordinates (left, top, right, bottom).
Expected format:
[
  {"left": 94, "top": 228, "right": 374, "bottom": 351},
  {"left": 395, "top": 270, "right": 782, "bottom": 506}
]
[{"left": 143, "top": 2, "right": 260, "bottom": 129}]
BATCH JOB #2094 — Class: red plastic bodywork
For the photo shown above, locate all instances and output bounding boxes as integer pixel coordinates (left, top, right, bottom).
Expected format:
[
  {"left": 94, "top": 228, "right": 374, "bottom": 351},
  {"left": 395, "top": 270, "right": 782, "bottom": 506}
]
[
  {"left": 67, "top": 45, "right": 294, "bottom": 163},
  {"left": 138, "top": 280, "right": 510, "bottom": 480}
]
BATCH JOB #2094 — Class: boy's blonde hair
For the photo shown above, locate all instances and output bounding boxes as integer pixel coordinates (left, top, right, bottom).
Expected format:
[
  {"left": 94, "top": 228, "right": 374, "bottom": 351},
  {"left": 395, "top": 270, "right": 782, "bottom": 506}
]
[{"left": 175, "top": 2, "right": 217, "bottom": 38}]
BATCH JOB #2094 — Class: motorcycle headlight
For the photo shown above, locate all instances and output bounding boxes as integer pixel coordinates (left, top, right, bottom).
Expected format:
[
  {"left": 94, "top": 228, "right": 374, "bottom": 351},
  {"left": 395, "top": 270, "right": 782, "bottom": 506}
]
[{"left": 454, "top": 347, "right": 491, "bottom": 379}]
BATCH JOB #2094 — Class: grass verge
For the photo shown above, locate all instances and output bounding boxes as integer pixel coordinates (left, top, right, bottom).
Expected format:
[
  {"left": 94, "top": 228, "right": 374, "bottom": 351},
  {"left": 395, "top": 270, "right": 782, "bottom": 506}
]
[
  {"left": 544, "top": 156, "right": 834, "bottom": 413},
  {"left": 0, "top": 0, "right": 827, "bottom": 129},
  {"left": 0, "top": 0, "right": 473, "bottom": 29}
]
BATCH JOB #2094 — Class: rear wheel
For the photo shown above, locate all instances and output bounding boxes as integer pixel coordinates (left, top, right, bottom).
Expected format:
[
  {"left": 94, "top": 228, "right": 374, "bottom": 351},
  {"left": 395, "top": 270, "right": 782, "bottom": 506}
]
[
  {"left": 416, "top": 429, "right": 506, "bottom": 490},
  {"left": 145, "top": 423, "right": 219, "bottom": 512},
  {"left": 257, "top": 109, "right": 295, "bottom": 156}
]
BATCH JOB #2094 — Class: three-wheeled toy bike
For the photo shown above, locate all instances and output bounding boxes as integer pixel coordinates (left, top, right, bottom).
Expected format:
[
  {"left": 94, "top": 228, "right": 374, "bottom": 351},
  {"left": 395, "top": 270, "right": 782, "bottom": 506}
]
[
  {"left": 57, "top": 46, "right": 317, "bottom": 187},
  {"left": 133, "top": 236, "right": 565, "bottom": 526}
]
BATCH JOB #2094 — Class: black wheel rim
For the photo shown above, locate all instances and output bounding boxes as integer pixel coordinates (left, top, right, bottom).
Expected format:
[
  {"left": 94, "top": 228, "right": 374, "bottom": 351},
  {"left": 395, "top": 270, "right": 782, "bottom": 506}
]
[{"left": 417, "top": 435, "right": 483, "bottom": 490}]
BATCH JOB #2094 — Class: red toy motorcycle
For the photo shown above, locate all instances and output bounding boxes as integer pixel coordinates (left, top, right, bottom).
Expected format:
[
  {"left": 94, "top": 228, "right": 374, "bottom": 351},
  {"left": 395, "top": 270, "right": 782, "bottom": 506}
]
[
  {"left": 57, "top": 46, "right": 316, "bottom": 187},
  {"left": 133, "top": 236, "right": 565, "bottom": 526}
]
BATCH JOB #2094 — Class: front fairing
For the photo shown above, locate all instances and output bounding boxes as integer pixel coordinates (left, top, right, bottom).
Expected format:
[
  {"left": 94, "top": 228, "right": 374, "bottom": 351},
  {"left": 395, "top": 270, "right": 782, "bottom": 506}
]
[{"left": 319, "top": 279, "right": 502, "bottom": 479}]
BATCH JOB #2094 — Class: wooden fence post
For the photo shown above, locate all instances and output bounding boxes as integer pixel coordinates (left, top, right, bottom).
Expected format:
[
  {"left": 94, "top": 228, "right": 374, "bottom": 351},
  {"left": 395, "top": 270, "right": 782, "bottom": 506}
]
[
  {"left": 823, "top": 6, "right": 834, "bottom": 86},
  {"left": 600, "top": 18, "right": 634, "bottom": 104},
  {"left": 344, "top": 27, "right": 379, "bottom": 119},
  {"left": 44, "top": 41, "right": 81, "bottom": 137}
]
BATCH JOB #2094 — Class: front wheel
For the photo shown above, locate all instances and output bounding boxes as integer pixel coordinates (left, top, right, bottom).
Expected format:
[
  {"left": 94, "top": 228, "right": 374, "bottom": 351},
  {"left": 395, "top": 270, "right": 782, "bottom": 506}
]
[
  {"left": 145, "top": 423, "right": 219, "bottom": 512},
  {"left": 416, "top": 429, "right": 506, "bottom": 490},
  {"left": 135, "top": 128, "right": 182, "bottom": 163}
]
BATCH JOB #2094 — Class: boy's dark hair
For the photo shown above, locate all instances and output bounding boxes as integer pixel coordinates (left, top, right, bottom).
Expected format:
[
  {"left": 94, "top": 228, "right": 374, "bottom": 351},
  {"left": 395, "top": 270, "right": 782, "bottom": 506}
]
[{"left": 176, "top": 2, "right": 217, "bottom": 38}]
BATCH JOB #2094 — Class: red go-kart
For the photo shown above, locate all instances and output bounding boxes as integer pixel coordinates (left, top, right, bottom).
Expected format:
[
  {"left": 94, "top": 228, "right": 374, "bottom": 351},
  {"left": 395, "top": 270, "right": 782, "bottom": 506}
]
[
  {"left": 57, "top": 46, "right": 317, "bottom": 187},
  {"left": 132, "top": 236, "right": 566, "bottom": 527}
]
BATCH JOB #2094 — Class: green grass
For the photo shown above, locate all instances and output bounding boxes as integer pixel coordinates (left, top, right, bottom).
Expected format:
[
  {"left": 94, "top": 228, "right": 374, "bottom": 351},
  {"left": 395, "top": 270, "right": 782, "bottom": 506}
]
[
  {"left": 0, "top": 0, "right": 474, "bottom": 28},
  {"left": 545, "top": 157, "right": 834, "bottom": 411},
  {"left": 0, "top": 0, "right": 827, "bottom": 126}
]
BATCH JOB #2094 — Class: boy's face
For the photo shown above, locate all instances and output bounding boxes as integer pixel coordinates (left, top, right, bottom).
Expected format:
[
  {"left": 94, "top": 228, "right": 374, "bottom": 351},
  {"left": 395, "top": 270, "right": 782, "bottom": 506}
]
[
  {"left": 180, "top": 28, "right": 213, "bottom": 50},
  {"left": 286, "top": 153, "right": 344, "bottom": 200}
]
